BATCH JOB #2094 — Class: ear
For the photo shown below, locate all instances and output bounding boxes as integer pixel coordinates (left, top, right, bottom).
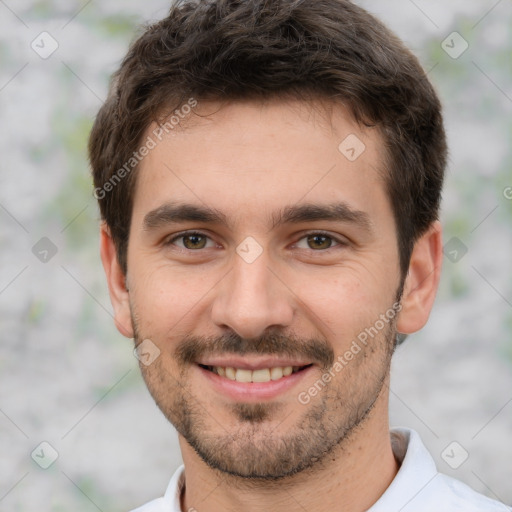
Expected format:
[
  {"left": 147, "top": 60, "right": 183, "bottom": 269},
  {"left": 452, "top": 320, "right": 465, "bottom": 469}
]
[
  {"left": 396, "top": 221, "right": 443, "bottom": 335},
  {"left": 99, "top": 223, "right": 134, "bottom": 338}
]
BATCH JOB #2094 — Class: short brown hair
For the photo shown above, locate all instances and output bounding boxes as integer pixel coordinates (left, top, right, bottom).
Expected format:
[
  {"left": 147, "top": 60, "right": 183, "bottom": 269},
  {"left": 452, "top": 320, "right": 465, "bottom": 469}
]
[{"left": 89, "top": 0, "right": 447, "bottom": 276}]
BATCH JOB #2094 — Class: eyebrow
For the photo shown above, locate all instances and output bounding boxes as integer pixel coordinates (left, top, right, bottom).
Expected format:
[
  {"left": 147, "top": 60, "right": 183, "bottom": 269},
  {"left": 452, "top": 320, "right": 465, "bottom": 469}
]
[
  {"left": 143, "top": 203, "right": 228, "bottom": 230},
  {"left": 270, "top": 202, "right": 372, "bottom": 232},
  {"left": 142, "top": 201, "right": 372, "bottom": 233}
]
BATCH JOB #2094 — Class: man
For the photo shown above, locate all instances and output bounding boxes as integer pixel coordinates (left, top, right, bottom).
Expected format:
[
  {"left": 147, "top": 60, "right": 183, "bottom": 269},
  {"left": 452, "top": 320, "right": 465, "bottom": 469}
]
[{"left": 89, "top": 1, "right": 510, "bottom": 510}]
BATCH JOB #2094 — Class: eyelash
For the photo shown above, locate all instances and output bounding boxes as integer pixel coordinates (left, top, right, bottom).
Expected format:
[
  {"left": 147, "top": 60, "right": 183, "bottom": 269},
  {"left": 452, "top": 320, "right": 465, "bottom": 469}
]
[
  {"left": 165, "top": 230, "right": 347, "bottom": 251},
  {"left": 165, "top": 231, "right": 217, "bottom": 250}
]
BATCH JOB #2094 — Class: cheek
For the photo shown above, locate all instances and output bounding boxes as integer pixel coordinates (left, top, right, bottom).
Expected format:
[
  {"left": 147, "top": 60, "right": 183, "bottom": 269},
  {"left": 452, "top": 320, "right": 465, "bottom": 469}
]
[
  {"left": 293, "top": 269, "right": 393, "bottom": 342},
  {"left": 129, "top": 262, "right": 215, "bottom": 335}
]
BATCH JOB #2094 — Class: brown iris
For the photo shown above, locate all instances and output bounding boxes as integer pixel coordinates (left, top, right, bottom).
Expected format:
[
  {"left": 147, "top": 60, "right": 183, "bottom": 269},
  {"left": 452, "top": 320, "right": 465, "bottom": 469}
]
[
  {"left": 307, "top": 234, "right": 333, "bottom": 250},
  {"left": 182, "top": 234, "right": 207, "bottom": 249}
]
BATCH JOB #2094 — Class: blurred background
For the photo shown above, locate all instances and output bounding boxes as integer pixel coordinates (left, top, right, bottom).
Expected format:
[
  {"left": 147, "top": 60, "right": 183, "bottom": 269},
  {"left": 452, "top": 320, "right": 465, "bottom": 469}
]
[{"left": 0, "top": 0, "right": 511, "bottom": 510}]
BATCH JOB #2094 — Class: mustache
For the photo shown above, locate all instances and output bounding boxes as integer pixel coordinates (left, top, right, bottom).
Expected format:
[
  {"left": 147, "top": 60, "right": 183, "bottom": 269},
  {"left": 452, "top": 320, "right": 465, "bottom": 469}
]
[{"left": 174, "top": 330, "right": 335, "bottom": 369}]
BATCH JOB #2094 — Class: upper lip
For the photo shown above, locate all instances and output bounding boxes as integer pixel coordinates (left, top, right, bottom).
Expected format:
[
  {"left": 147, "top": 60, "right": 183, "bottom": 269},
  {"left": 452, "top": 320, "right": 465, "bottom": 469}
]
[{"left": 196, "top": 356, "right": 313, "bottom": 371}]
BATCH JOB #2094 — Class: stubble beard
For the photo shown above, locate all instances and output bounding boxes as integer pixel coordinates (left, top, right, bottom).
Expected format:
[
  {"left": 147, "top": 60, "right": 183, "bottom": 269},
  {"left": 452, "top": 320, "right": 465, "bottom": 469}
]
[{"left": 134, "top": 309, "right": 397, "bottom": 480}]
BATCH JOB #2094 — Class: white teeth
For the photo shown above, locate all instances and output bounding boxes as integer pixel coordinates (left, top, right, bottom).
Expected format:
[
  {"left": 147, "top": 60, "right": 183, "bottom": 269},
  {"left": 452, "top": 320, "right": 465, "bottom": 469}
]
[
  {"left": 212, "top": 365, "right": 305, "bottom": 382},
  {"left": 252, "top": 368, "right": 271, "bottom": 382},
  {"left": 270, "top": 367, "right": 283, "bottom": 380},
  {"left": 235, "top": 368, "right": 252, "bottom": 383}
]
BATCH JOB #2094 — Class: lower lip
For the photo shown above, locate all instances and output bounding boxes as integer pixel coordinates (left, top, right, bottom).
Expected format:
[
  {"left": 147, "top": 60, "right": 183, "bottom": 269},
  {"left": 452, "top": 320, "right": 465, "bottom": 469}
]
[{"left": 196, "top": 365, "right": 314, "bottom": 402}]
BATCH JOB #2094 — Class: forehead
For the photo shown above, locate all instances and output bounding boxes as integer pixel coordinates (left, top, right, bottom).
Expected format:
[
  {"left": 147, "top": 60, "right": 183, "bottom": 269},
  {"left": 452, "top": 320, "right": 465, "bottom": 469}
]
[{"left": 132, "top": 98, "right": 390, "bottom": 227}]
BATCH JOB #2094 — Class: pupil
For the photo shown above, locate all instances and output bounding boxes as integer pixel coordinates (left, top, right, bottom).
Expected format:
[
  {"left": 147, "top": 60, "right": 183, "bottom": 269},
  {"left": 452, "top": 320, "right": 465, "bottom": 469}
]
[
  {"left": 185, "top": 235, "right": 206, "bottom": 249},
  {"left": 308, "top": 235, "right": 331, "bottom": 250}
]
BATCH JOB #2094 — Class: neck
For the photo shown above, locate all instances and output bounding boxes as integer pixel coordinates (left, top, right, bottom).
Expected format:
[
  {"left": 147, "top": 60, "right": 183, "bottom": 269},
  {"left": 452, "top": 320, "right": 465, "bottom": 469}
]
[{"left": 179, "top": 389, "right": 398, "bottom": 512}]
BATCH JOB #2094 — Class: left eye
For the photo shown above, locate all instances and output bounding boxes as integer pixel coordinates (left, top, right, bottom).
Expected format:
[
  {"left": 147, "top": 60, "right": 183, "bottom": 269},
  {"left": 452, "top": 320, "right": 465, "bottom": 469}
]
[
  {"left": 295, "top": 233, "right": 342, "bottom": 250},
  {"left": 168, "top": 232, "right": 216, "bottom": 250}
]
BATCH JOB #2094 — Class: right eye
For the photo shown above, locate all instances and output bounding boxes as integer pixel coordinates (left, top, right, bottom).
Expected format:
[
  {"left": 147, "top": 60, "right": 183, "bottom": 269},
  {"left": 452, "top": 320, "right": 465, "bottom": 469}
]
[{"left": 165, "top": 231, "right": 216, "bottom": 250}]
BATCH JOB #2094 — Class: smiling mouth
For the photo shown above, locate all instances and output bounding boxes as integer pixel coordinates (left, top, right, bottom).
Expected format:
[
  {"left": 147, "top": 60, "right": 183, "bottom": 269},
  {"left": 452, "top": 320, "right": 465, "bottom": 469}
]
[{"left": 198, "top": 364, "right": 313, "bottom": 383}]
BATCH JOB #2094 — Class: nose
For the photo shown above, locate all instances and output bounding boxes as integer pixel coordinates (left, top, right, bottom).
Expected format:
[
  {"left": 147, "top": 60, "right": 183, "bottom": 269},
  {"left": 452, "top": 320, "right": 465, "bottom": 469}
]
[{"left": 211, "top": 248, "right": 294, "bottom": 340}]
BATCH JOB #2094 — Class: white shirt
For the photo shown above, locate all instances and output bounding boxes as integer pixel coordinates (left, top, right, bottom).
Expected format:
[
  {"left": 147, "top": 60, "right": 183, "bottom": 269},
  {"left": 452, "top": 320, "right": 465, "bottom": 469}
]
[{"left": 130, "top": 428, "right": 510, "bottom": 511}]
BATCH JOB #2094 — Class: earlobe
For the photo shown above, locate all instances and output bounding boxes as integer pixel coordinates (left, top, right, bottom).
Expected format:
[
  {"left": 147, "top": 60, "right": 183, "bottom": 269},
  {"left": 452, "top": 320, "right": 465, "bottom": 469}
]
[
  {"left": 99, "top": 223, "right": 134, "bottom": 339},
  {"left": 396, "top": 221, "right": 443, "bottom": 335}
]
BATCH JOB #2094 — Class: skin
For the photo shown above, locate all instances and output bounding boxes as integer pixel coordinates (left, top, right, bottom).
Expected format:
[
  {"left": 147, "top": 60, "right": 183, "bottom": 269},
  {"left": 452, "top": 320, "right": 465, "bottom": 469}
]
[{"left": 100, "top": 98, "right": 443, "bottom": 512}]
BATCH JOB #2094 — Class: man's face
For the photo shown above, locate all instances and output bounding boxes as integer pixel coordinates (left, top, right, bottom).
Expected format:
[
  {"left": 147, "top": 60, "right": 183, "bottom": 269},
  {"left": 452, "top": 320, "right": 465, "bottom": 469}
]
[{"left": 124, "top": 99, "right": 403, "bottom": 478}]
